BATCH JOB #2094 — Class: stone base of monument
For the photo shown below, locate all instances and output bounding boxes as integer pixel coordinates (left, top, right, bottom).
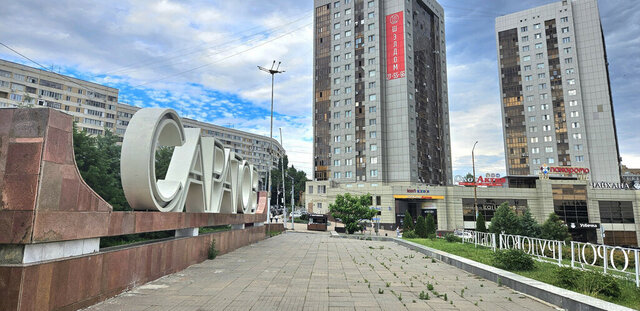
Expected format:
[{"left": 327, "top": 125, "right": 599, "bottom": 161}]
[{"left": 0, "top": 108, "right": 269, "bottom": 311}]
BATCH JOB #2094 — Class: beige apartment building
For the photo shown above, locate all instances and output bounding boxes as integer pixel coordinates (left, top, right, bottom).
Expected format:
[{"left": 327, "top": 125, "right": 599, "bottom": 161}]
[{"left": 0, "top": 59, "right": 284, "bottom": 184}]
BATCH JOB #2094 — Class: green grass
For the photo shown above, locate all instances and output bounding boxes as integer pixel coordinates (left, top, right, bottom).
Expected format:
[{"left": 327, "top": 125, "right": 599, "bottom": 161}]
[
  {"left": 199, "top": 225, "right": 231, "bottom": 234},
  {"left": 269, "top": 231, "right": 283, "bottom": 237},
  {"left": 406, "top": 238, "right": 640, "bottom": 309},
  {"left": 100, "top": 230, "right": 174, "bottom": 248}
]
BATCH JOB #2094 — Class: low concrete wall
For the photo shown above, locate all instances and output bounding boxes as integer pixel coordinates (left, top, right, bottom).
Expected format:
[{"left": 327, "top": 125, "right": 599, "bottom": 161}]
[
  {"left": 0, "top": 225, "right": 266, "bottom": 311},
  {"left": 266, "top": 223, "right": 285, "bottom": 233}
]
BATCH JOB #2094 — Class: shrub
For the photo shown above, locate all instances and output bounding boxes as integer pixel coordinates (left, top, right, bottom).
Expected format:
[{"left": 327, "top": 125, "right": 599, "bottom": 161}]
[
  {"left": 476, "top": 212, "right": 487, "bottom": 233},
  {"left": 208, "top": 238, "right": 218, "bottom": 260},
  {"left": 517, "top": 208, "right": 541, "bottom": 237},
  {"left": 415, "top": 216, "right": 427, "bottom": 238},
  {"left": 425, "top": 214, "right": 436, "bottom": 236},
  {"left": 554, "top": 266, "right": 620, "bottom": 298},
  {"left": 489, "top": 202, "right": 519, "bottom": 235},
  {"left": 403, "top": 212, "right": 414, "bottom": 232},
  {"left": 403, "top": 230, "right": 418, "bottom": 239},
  {"left": 300, "top": 213, "right": 309, "bottom": 221},
  {"left": 492, "top": 249, "right": 534, "bottom": 271},
  {"left": 444, "top": 233, "right": 461, "bottom": 243},
  {"left": 540, "top": 213, "right": 571, "bottom": 242}
]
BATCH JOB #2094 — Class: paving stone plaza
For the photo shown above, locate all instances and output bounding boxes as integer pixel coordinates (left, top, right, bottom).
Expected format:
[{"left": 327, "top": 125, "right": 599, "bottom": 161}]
[{"left": 86, "top": 233, "right": 559, "bottom": 311}]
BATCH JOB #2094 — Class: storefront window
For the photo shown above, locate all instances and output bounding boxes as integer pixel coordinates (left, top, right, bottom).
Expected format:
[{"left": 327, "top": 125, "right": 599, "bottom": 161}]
[
  {"left": 599, "top": 201, "right": 634, "bottom": 223},
  {"left": 462, "top": 198, "right": 528, "bottom": 221}
]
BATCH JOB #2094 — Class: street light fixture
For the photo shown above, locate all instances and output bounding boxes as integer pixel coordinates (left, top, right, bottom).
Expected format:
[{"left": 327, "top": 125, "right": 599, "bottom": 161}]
[
  {"left": 258, "top": 61, "right": 285, "bottom": 224},
  {"left": 472, "top": 141, "right": 479, "bottom": 228}
]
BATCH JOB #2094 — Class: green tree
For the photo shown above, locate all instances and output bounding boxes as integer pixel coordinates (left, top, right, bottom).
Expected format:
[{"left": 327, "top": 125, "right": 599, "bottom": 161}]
[
  {"left": 270, "top": 155, "right": 308, "bottom": 208},
  {"left": 155, "top": 146, "right": 174, "bottom": 180},
  {"left": 488, "top": 202, "right": 519, "bottom": 235},
  {"left": 517, "top": 208, "right": 541, "bottom": 238},
  {"left": 329, "top": 193, "right": 377, "bottom": 234},
  {"left": 414, "top": 216, "right": 427, "bottom": 238},
  {"left": 476, "top": 213, "right": 487, "bottom": 232},
  {"left": 73, "top": 125, "right": 130, "bottom": 210},
  {"left": 425, "top": 213, "right": 436, "bottom": 237},
  {"left": 540, "top": 213, "right": 571, "bottom": 242},
  {"left": 403, "top": 211, "right": 414, "bottom": 232}
]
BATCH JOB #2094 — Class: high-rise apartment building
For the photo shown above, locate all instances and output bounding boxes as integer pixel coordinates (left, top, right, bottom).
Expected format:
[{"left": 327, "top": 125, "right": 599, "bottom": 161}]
[
  {"left": 496, "top": 0, "right": 621, "bottom": 183},
  {"left": 0, "top": 59, "right": 284, "bottom": 183},
  {"left": 313, "top": 0, "right": 452, "bottom": 185}
]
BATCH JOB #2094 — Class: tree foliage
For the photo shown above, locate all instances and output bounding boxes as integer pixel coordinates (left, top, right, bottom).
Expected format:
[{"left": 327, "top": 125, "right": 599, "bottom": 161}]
[
  {"left": 328, "top": 193, "right": 376, "bottom": 234},
  {"left": 73, "top": 126, "right": 130, "bottom": 210},
  {"left": 476, "top": 212, "right": 487, "bottom": 233},
  {"left": 517, "top": 208, "right": 541, "bottom": 238},
  {"left": 425, "top": 213, "right": 436, "bottom": 237},
  {"left": 488, "top": 202, "right": 519, "bottom": 234},
  {"left": 540, "top": 213, "right": 571, "bottom": 242},
  {"left": 270, "top": 155, "right": 308, "bottom": 208},
  {"left": 403, "top": 211, "right": 414, "bottom": 232},
  {"left": 414, "top": 216, "right": 427, "bottom": 238}
]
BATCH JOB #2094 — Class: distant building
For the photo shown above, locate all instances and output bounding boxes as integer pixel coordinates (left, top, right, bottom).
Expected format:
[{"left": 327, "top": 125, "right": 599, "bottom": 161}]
[
  {"left": 312, "top": 0, "right": 452, "bottom": 185},
  {"left": 495, "top": 0, "right": 621, "bottom": 183},
  {"left": 0, "top": 59, "right": 284, "bottom": 184},
  {"left": 621, "top": 165, "right": 640, "bottom": 187}
]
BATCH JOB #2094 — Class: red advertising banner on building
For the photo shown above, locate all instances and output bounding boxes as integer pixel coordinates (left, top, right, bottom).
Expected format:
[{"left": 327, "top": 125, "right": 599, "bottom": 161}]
[{"left": 386, "top": 11, "right": 405, "bottom": 80}]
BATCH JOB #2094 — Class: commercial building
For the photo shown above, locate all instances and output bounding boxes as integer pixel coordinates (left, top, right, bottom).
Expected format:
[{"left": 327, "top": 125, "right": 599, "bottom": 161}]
[
  {"left": 495, "top": 0, "right": 621, "bottom": 183},
  {"left": 313, "top": 0, "right": 452, "bottom": 185},
  {"left": 0, "top": 59, "right": 284, "bottom": 183}
]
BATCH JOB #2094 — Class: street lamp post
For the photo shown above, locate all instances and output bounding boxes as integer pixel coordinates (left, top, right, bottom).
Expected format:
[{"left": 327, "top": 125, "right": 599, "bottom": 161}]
[
  {"left": 472, "top": 141, "right": 479, "bottom": 228},
  {"left": 258, "top": 61, "right": 285, "bottom": 224}
]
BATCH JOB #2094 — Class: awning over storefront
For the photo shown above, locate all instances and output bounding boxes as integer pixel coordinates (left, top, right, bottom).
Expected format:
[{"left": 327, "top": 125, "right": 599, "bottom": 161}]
[{"left": 393, "top": 195, "right": 444, "bottom": 199}]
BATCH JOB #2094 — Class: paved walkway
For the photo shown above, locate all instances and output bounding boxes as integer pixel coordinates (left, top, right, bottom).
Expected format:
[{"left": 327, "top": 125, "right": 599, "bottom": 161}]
[{"left": 86, "top": 233, "right": 560, "bottom": 311}]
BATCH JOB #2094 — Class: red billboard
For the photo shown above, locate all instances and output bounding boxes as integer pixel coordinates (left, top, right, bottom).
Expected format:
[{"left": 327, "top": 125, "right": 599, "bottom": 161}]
[{"left": 386, "top": 11, "right": 406, "bottom": 80}]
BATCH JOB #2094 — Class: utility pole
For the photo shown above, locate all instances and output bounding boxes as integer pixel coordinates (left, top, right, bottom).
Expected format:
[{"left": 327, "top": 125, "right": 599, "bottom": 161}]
[
  {"left": 258, "top": 61, "right": 285, "bottom": 224},
  {"left": 280, "top": 128, "right": 286, "bottom": 227},
  {"left": 472, "top": 141, "right": 479, "bottom": 228},
  {"left": 290, "top": 175, "right": 295, "bottom": 231}
]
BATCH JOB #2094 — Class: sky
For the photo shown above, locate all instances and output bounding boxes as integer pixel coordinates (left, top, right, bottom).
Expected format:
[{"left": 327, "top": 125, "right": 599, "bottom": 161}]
[{"left": 0, "top": 0, "right": 638, "bottom": 180}]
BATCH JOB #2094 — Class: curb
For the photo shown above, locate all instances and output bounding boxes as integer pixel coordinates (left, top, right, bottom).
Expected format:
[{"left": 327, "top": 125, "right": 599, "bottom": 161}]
[{"left": 392, "top": 238, "right": 633, "bottom": 311}]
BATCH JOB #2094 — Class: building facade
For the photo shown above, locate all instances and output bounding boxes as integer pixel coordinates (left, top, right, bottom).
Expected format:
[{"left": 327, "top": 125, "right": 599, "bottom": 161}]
[
  {"left": 496, "top": 0, "right": 621, "bottom": 183},
  {"left": 0, "top": 59, "right": 284, "bottom": 183},
  {"left": 306, "top": 177, "right": 640, "bottom": 247},
  {"left": 313, "top": 0, "right": 452, "bottom": 185}
]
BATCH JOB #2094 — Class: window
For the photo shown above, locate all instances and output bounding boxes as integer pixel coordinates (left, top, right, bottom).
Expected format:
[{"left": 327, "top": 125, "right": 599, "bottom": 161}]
[
  {"left": 567, "top": 79, "right": 575, "bottom": 85},
  {"left": 344, "top": 99, "right": 352, "bottom": 105},
  {"left": 344, "top": 75, "right": 351, "bottom": 82},
  {"left": 534, "top": 33, "right": 542, "bottom": 39},
  {"left": 308, "top": 186, "right": 313, "bottom": 194},
  {"left": 543, "top": 125, "right": 551, "bottom": 131},
  {"left": 539, "top": 83, "right": 547, "bottom": 89},
  {"left": 334, "top": 12, "right": 341, "bottom": 19},
  {"left": 368, "top": 81, "right": 376, "bottom": 88},
  {"left": 368, "top": 70, "right": 376, "bottom": 77},
  {"left": 532, "top": 147, "right": 540, "bottom": 154},
  {"left": 532, "top": 158, "right": 541, "bottom": 165},
  {"left": 540, "top": 103, "right": 549, "bottom": 110},
  {"left": 345, "top": 159, "right": 353, "bottom": 165},
  {"left": 333, "top": 89, "right": 340, "bottom": 95},
  {"left": 367, "top": 35, "right": 375, "bottom": 42},
  {"left": 345, "top": 64, "right": 351, "bottom": 70},
  {"left": 529, "top": 126, "right": 537, "bottom": 133},
  {"left": 599, "top": 201, "right": 635, "bottom": 224},
  {"left": 565, "top": 58, "right": 573, "bottom": 64},
  {"left": 345, "top": 52, "right": 352, "bottom": 59},
  {"left": 334, "top": 23, "right": 340, "bottom": 30},
  {"left": 527, "top": 105, "right": 535, "bottom": 112},
  {"left": 526, "top": 85, "right": 533, "bottom": 91},
  {"left": 523, "top": 55, "right": 531, "bottom": 62},
  {"left": 524, "top": 65, "right": 531, "bottom": 71},
  {"left": 542, "top": 114, "right": 550, "bottom": 120},
  {"left": 534, "top": 23, "right": 541, "bottom": 29},
  {"left": 333, "top": 124, "right": 340, "bottom": 130},
  {"left": 345, "top": 110, "right": 352, "bottom": 117},
  {"left": 562, "top": 37, "right": 571, "bottom": 43},
  {"left": 367, "top": 46, "right": 375, "bottom": 53},
  {"left": 333, "top": 112, "right": 340, "bottom": 118},
  {"left": 334, "top": 147, "right": 341, "bottom": 154},
  {"left": 345, "top": 134, "right": 352, "bottom": 141},
  {"left": 10, "top": 94, "right": 22, "bottom": 101},
  {"left": 535, "top": 43, "right": 543, "bottom": 49},
  {"left": 345, "top": 171, "right": 352, "bottom": 178},
  {"left": 525, "top": 75, "right": 532, "bottom": 81},
  {"left": 538, "top": 73, "right": 546, "bottom": 79},
  {"left": 334, "top": 77, "right": 341, "bottom": 84},
  {"left": 370, "top": 144, "right": 377, "bottom": 151},
  {"left": 369, "top": 131, "right": 376, "bottom": 138},
  {"left": 334, "top": 160, "right": 341, "bottom": 166},
  {"left": 561, "top": 27, "right": 569, "bottom": 33},
  {"left": 526, "top": 95, "right": 534, "bottom": 102},
  {"left": 536, "top": 53, "right": 544, "bottom": 59},
  {"left": 345, "top": 8, "right": 351, "bottom": 15},
  {"left": 573, "top": 133, "right": 582, "bottom": 139},
  {"left": 368, "top": 12, "right": 374, "bottom": 19},
  {"left": 544, "top": 136, "right": 553, "bottom": 142},
  {"left": 522, "top": 45, "right": 530, "bottom": 52},
  {"left": 369, "top": 94, "right": 376, "bottom": 101},
  {"left": 367, "top": 0, "right": 374, "bottom": 8},
  {"left": 568, "top": 89, "right": 577, "bottom": 96},
  {"left": 575, "top": 156, "right": 584, "bottom": 162},
  {"left": 334, "top": 34, "right": 341, "bottom": 40},
  {"left": 571, "top": 122, "right": 580, "bottom": 128},
  {"left": 369, "top": 119, "right": 376, "bottom": 125},
  {"left": 575, "top": 144, "right": 583, "bottom": 151},
  {"left": 521, "top": 26, "right": 528, "bottom": 32},
  {"left": 345, "top": 146, "right": 352, "bottom": 153},
  {"left": 371, "top": 157, "right": 378, "bottom": 164},
  {"left": 345, "top": 122, "right": 351, "bottom": 128},
  {"left": 564, "top": 47, "right": 572, "bottom": 54},
  {"left": 345, "top": 19, "right": 351, "bottom": 26},
  {"left": 368, "top": 23, "right": 374, "bottom": 30},
  {"left": 540, "top": 94, "right": 548, "bottom": 100},
  {"left": 334, "top": 44, "right": 341, "bottom": 51},
  {"left": 344, "top": 87, "right": 351, "bottom": 94},
  {"left": 333, "top": 55, "right": 340, "bottom": 62},
  {"left": 368, "top": 58, "right": 375, "bottom": 65},
  {"left": 333, "top": 172, "right": 341, "bottom": 179},
  {"left": 561, "top": 17, "right": 569, "bottom": 23},
  {"left": 537, "top": 63, "right": 545, "bottom": 69},
  {"left": 370, "top": 169, "right": 378, "bottom": 177},
  {"left": 521, "top": 36, "right": 529, "bottom": 42},
  {"left": 345, "top": 30, "right": 352, "bottom": 37},
  {"left": 570, "top": 111, "right": 579, "bottom": 117},
  {"left": 334, "top": 1, "right": 340, "bottom": 7},
  {"left": 569, "top": 100, "right": 578, "bottom": 106},
  {"left": 334, "top": 66, "right": 341, "bottom": 73},
  {"left": 369, "top": 106, "right": 376, "bottom": 112},
  {"left": 530, "top": 137, "right": 539, "bottom": 143},
  {"left": 566, "top": 68, "right": 575, "bottom": 74},
  {"left": 548, "top": 158, "right": 555, "bottom": 164},
  {"left": 545, "top": 146, "right": 554, "bottom": 153}
]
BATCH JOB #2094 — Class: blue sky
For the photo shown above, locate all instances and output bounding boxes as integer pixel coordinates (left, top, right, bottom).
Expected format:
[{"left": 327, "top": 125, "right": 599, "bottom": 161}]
[{"left": 1, "top": 0, "right": 638, "bottom": 179}]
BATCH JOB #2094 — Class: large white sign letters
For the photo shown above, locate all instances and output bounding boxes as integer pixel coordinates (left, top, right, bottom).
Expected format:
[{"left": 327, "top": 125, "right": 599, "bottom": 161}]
[{"left": 120, "top": 108, "right": 259, "bottom": 214}]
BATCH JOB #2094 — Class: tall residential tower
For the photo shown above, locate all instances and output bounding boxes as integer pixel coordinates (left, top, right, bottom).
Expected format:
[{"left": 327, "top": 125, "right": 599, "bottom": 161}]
[
  {"left": 496, "top": 0, "right": 621, "bottom": 183},
  {"left": 313, "top": 0, "right": 452, "bottom": 185}
]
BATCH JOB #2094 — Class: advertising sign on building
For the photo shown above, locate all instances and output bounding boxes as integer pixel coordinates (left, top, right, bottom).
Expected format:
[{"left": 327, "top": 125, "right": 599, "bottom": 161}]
[
  {"left": 540, "top": 164, "right": 590, "bottom": 175},
  {"left": 454, "top": 174, "right": 505, "bottom": 187},
  {"left": 385, "top": 11, "right": 405, "bottom": 80}
]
